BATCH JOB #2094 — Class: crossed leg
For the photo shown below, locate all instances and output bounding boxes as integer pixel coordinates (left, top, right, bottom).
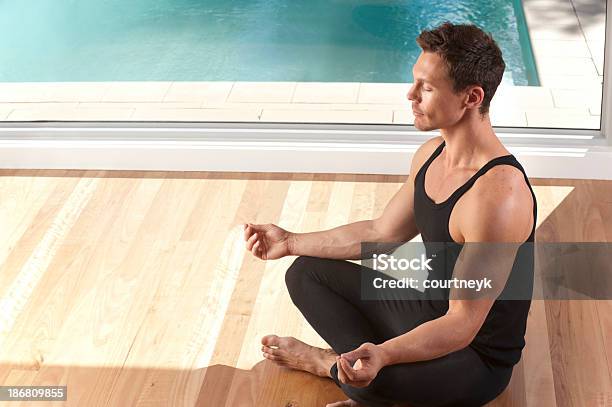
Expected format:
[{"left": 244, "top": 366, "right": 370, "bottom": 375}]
[
  {"left": 260, "top": 256, "right": 431, "bottom": 406},
  {"left": 261, "top": 255, "right": 512, "bottom": 407}
]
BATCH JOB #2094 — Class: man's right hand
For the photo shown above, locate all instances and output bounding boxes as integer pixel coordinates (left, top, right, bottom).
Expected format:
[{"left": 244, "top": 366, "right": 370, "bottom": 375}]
[{"left": 243, "top": 223, "right": 292, "bottom": 260}]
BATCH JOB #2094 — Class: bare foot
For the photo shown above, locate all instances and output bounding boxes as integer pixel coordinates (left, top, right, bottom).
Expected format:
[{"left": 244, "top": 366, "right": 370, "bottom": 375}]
[
  {"left": 325, "top": 399, "right": 366, "bottom": 407},
  {"left": 261, "top": 334, "right": 337, "bottom": 378}
]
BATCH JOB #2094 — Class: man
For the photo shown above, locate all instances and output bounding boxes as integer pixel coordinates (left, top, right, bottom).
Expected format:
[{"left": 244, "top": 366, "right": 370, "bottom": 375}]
[{"left": 243, "top": 21, "right": 536, "bottom": 407}]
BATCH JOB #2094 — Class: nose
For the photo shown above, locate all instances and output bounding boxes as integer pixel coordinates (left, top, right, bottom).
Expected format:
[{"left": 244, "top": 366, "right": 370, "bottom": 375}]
[{"left": 407, "top": 84, "right": 418, "bottom": 102}]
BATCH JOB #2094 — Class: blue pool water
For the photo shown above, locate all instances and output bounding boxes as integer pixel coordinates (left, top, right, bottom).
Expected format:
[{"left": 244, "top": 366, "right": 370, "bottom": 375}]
[{"left": 0, "top": 0, "right": 539, "bottom": 85}]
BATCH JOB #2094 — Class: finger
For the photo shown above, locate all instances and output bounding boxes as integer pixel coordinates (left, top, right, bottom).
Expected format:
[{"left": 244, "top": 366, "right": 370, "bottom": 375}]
[
  {"left": 341, "top": 345, "right": 369, "bottom": 363},
  {"left": 351, "top": 369, "right": 372, "bottom": 383},
  {"left": 246, "top": 232, "right": 258, "bottom": 251},
  {"left": 336, "top": 357, "right": 348, "bottom": 384},
  {"left": 252, "top": 240, "right": 262, "bottom": 257},
  {"left": 340, "top": 357, "right": 357, "bottom": 381},
  {"left": 341, "top": 358, "right": 371, "bottom": 382},
  {"left": 341, "top": 357, "right": 371, "bottom": 382},
  {"left": 243, "top": 223, "right": 251, "bottom": 241},
  {"left": 259, "top": 239, "right": 268, "bottom": 260},
  {"left": 337, "top": 357, "right": 363, "bottom": 385},
  {"left": 337, "top": 360, "right": 370, "bottom": 388}
]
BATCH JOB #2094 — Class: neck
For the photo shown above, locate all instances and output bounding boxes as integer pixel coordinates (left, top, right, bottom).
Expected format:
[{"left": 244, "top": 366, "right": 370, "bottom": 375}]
[{"left": 439, "top": 111, "right": 505, "bottom": 169}]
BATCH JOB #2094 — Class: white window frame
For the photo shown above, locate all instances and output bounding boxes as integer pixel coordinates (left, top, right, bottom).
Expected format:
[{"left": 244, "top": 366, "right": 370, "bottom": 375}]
[{"left": 1, "top": 0, "right": 611, "bottom": 180}]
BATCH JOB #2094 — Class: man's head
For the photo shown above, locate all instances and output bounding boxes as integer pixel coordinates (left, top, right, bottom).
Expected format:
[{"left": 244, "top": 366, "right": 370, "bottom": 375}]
[{"left": 408, "top": 22, "right": 505, "bottom": 131}]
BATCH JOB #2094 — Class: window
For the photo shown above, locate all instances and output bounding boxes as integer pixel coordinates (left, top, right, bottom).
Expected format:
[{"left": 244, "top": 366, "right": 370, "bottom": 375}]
[{"left": 0, "top": 0, "right": 606, "bottom": 130}]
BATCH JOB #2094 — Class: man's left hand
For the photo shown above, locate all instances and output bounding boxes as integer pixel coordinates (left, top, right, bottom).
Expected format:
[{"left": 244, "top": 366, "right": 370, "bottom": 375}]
[{"left": 336, "top": 342, "right": 387, "bottom": 388}]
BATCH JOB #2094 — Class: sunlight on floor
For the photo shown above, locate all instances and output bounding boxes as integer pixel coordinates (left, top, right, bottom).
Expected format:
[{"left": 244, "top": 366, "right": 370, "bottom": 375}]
[{"left": 0, "top": 178, "right": 578, "bottom": 371}]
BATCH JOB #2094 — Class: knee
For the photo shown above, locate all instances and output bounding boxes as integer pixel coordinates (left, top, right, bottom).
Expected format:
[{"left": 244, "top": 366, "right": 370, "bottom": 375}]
[
  {"left": 340, "top": 381, "right": 391, "bottom": 407},
  {"left": 339, "top": 367, "right": 404, "bottom": 406},
  {"left": 284, "top": 255, "right": 316, "bottom": 296}
]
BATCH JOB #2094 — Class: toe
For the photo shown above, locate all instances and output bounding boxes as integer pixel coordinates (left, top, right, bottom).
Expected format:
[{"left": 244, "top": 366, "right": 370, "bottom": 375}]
[
  {"left": 263, "top": 352, "right": 287, "bottom": 365},
  {"left": 263, "top": 352, "right": 278, "bottom": 361},
  {"left": 262, "top": 345, "right": 284, "bottom": 357},
  {"left": 261, "top": 334, "right": 280, "bottom": 347}
]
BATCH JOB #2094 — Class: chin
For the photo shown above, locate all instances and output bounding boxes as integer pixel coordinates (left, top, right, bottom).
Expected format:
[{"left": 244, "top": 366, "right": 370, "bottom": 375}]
[
  {"left": 414, "top": 119, "right": 435, "bottom": 132},
  {"left": 413, "top": 115, "right": 428, "bottom": 130}
]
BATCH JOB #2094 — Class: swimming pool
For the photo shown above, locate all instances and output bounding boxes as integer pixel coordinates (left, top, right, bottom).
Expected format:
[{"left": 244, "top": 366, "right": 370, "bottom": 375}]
[{"left": 0, "top": 0, "right": 539, "bottom": 85}]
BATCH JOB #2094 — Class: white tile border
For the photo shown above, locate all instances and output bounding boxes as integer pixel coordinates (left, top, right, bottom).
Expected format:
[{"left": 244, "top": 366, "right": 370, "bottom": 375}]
[{"left": 0, "top": 81, "right": 603, "bottom": 130}]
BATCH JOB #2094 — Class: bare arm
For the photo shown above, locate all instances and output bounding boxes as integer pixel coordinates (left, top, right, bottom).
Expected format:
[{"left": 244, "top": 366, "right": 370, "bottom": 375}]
[
  {"left": 288, "top": 219, "right": 381, "bottom": 260},
  {"left": 377, "top": 246, "right": 519, "bottom": 364},
  {"left": 288, "top": 137, "right": 444, "bottom": 260}
]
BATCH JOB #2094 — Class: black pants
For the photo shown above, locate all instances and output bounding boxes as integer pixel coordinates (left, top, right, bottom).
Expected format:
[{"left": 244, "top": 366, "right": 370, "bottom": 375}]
[{"left": 285, "top": 255, "right": 514, "bottom": 407}]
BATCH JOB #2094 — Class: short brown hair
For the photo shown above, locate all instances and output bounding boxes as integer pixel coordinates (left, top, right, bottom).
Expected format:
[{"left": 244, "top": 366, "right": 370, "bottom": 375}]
[{"left": 416, "top": 21, "right": 505, "bottom": 116}]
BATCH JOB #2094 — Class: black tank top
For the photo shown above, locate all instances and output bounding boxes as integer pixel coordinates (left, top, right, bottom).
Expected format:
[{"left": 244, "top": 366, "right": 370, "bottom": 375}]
[{"left": 413, "top": 140, "right": 537, "bottom": 368}]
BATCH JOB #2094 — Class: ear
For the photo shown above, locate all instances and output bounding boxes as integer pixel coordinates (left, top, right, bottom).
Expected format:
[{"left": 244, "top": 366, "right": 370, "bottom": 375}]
[{"left": 464, "top": 86, "right": 485, "bottom": 110}]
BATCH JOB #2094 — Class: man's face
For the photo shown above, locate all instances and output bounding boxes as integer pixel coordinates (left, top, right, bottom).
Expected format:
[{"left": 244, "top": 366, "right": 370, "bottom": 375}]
[{"left": 407, "top": 51, "right": 469, "bottom": 131}]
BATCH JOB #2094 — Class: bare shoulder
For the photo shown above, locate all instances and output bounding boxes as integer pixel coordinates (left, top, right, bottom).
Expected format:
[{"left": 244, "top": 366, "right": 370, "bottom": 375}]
[
  {"left": 462, "top": 164, "right": 534, "bottom": 242},
  {"left": 478, "top": 164, "right": 532, "bottom": 202}
]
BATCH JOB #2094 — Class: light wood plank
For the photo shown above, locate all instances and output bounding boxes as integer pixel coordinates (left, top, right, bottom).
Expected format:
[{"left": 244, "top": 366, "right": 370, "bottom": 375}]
[{"left": 0, "top": 171, "right": 610, "bottom": 406}]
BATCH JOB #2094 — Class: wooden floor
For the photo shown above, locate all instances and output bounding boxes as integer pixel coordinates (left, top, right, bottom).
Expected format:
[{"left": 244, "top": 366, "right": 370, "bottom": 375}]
[{"left": 0, "top": 170, "right": 610, "bottom": 407}]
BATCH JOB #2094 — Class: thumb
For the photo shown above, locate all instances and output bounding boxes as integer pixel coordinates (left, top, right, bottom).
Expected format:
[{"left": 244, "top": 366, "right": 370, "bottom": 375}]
[
  {"left": 245, "top": 223, "right": 260, "bottom": 233},
  {"left": 341, "top": 343, "right": 370, "bottom": 363}
]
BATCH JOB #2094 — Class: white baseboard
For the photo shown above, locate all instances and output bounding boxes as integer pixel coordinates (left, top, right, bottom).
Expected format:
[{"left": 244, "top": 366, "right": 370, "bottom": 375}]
[{"left": 0, "top": 123, "right": 610, "bottom": 180}]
